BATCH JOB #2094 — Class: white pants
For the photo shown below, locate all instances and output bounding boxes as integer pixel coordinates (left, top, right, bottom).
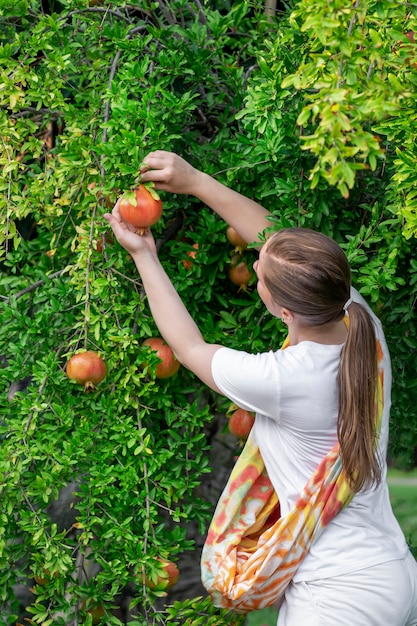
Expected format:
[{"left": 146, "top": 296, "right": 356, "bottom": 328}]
[{"left": 277, "top": 552, "right": 417, "bottom": 626}]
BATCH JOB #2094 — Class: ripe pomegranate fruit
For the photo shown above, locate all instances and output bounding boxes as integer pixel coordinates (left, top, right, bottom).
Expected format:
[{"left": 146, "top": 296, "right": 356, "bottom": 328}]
[
  {"left": 226, "top": 225, "right": 248, "bottom": 251},
  {"left": 34, "top": 568, "right": 59, "bottom": 586},
  {"left": 182, "top": 242, "right": 199, "bottom": 270},
  {"left": 228, "top": 408, "right": 255, "bottom": 439},
  {"left": 228, "top": 253, "right": 253, "bottom": 288},
  {"left": 142, "top": 338, "right": 180, "bottom": 379},
  {"left": 119, "top": 184, "right": 162, "bottom": 234},
  {"left": 145, "top": 558, "right": 179, "bottom": 591},
  {"left": 66, "top": 351, "right": 107, "bottom": 392}
]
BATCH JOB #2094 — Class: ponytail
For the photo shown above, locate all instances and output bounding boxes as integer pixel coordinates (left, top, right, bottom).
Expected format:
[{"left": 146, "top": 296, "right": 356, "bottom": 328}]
[{"left": 337, "top": 302, "right": 381, "bottom": 493}]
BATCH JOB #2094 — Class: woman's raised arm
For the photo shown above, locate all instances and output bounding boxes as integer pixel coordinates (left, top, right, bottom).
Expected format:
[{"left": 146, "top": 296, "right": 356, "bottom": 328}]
[{"left": 139, "top": 150, "right": 272, "bottom": 246}]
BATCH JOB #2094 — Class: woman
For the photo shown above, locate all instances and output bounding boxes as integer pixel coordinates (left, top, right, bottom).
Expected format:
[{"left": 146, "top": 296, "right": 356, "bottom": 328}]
[{"left": 104, "top": 151, "right": 417, "bottom": 626}]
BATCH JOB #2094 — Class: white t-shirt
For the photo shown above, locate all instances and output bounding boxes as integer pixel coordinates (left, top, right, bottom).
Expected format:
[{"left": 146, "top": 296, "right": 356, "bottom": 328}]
[{"left": 211, "top": 288, "right": 409, "bottom": 581}]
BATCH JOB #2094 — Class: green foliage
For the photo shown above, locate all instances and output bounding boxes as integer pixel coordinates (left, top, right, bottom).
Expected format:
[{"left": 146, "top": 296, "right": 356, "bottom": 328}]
[
  {"left": 0, "top": 0, "right": 417, "bottom": 622},
  {"left": 164, "top": 596, "right": 246, "bottom": 625}
]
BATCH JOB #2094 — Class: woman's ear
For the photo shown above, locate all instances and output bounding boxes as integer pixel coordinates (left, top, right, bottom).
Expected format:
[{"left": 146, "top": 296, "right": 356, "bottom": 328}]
[{"left": 281, "top": 308, "right": 294, "bottom": 325}]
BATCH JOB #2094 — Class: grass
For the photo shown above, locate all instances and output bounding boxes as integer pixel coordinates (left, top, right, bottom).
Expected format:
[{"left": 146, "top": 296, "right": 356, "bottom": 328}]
[
  {"left": 388, "top": 476, "right": 417, "bottom": 554},
  {"left": 245, "top": 469, "right": 417, "bottom": 626},
  {"left": 246, "top": 607, "right": 278, "bottom": 626}
]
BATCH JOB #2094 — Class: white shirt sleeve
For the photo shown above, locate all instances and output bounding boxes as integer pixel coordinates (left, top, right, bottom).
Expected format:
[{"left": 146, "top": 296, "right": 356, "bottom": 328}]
[{"left": 211, "top": 348, "right": 281, "bottom": 417}]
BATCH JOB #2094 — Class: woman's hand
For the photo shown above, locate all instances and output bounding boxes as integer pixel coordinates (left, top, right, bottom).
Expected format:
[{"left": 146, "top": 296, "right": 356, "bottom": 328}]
[
  {"left": 139, "top": 151, "right": 202, "bottom": 196},
  {"left": 104, "top": 200, "right": 157, "bottom": 257}
]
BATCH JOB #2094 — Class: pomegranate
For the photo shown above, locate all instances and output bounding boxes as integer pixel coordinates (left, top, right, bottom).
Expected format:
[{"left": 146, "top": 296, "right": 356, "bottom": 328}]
[
  {"left": 142, "top": 337, "right": 180, "bottom": 379},
  {"left": 119, "top": 184, "right": 162, "bottom": 235},
  {"left": 66, "top": 351, "right": 107, "bottom": 392},
  {"left": 228, "top": 408, "right": 255, "bottom": 439},
  {"left": 145, "top": 558, "right": 179, "bottom": 591},
  {"left": 228, "top": 253, "right": 253, "bottom": 288},
  {"left": 80, "top": 601, "right": 105, "bottom": 625},
  {"left": 34, "top": 568, "right": 59, "bottom": 586},
  {"left": 182, "top": 242, "right": 199, "bottom": 270},
  {"left": 226, "top": 225, "right": 248, "bottom": 251}
]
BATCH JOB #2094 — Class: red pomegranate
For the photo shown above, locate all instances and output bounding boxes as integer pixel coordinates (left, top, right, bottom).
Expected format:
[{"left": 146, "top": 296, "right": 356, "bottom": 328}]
[
  {"left": 142, "top": 337, "right": 181, "bottom": 379},
  {"left": 228, "top": 408, "right": 255, "bottom": 439},
  {"left": 66, "top": 351, "right": 107, "bottom": 392},
  {"left": 145, "top": 558, "right": 179, "bottom": 591},
  {"left": 119, "top": 184, "right": 162, "bottom": 234}
]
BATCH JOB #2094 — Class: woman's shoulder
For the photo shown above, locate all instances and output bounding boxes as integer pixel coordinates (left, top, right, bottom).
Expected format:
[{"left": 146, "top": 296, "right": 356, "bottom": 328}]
[{"left": 214, "top": 341, "right": 340, "bottom": 371}]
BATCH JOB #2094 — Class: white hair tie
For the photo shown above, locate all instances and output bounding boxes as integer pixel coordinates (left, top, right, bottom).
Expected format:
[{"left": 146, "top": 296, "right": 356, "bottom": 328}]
[{"left": 343, "top": 297, "right": 353, "bottom": 314}]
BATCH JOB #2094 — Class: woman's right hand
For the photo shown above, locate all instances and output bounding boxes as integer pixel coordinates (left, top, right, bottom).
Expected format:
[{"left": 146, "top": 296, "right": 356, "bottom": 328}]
[{"left": 139, "top": 150, "right": 203, "bottom": 196}]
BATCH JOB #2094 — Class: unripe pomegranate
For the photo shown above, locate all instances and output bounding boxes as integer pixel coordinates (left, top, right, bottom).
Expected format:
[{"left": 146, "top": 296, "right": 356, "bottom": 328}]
[
  {"left": 228, "top": 408, "right": 255, "bottom": 439},
  {"left": 66, "top": 351, "right": 107, "bottom": 392},
  {"left": 142, "top": 338, "right": 180, "bottom": 379},
  {"left": 119, "top": 184, "right": 162, "bottom": 235}
]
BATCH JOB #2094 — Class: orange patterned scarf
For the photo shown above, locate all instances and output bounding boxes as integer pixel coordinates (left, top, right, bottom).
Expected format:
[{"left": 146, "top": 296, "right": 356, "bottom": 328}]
[{"left": 201, "top": 335, "right": 384, "bottom": 613}]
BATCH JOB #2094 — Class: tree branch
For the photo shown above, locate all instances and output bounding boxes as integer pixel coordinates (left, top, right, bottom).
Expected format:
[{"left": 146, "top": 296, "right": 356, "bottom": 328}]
[{"left": 1, "top": 269, "right": 67, "bottom": 305}]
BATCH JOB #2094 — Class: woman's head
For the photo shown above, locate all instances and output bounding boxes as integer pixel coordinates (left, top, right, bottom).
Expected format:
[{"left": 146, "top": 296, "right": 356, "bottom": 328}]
[{"left": 260, "top": 228, "right": 351, "bottom": 326}]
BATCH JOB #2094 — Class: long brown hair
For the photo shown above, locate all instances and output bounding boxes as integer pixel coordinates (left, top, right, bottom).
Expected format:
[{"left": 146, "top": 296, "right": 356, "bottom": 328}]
[{"left": 263, "top": 228, "right": 381, "bottom": 493}]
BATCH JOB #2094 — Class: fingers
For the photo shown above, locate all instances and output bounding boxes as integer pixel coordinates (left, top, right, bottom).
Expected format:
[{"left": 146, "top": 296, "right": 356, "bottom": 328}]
[
  {"left": 139, "top": 151, "right": 198, "bottom": 196},
  {"left": 105, "top": 200, "right": 127, "bottom": 231},
  {"left": 141, "top": 150, "right": 175, "bottom": 171},
  {"left": 109, "top": 197, "right": 121, "bottom": 219},
  {"left": 109, "top": 198, "right": 137, "bottom": 232},
  {"left": 140, "top": 166, "right": 174, "bottom": 190},
  {"left": 103, "top": 211, "right": 126, "bottom": 239},
  {"left": 140, "top": 152, "right": 165, "bottom": 176},
  {"left": 140, "top": 169, "right": 172, "bottom": 186},
  {"left": 140, "top": 151, "right": 179, "bottom": 182}
]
